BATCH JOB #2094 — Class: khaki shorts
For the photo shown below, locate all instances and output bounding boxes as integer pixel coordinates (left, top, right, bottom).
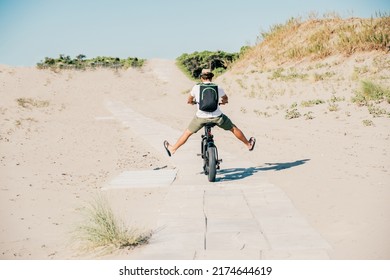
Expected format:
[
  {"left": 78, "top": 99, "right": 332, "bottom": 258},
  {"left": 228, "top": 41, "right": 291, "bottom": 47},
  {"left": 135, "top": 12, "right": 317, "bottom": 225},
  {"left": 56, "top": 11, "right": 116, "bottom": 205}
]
[{"left": 187, "top": 114, "right": 235, "bottom": 133}]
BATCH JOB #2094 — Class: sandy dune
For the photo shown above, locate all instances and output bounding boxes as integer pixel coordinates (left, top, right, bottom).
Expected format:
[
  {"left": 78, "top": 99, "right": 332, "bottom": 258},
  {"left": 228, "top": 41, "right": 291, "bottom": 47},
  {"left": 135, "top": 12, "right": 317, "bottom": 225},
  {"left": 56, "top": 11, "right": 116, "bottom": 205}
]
[{"left": 0, "top": 56, "right": 389, "bottom": 259}]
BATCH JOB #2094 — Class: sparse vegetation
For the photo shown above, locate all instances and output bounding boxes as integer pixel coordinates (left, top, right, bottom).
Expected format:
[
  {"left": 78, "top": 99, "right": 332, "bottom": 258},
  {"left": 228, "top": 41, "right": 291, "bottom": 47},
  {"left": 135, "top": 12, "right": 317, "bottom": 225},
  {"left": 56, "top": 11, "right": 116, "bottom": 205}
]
[
  {"left": 233, "top": 13, "right": 390, "bottom": 121},
  {"left": 326, "top": 95, "right": 344, "bottom": 112},
  {"left": 329, "top": 95, "right": 345, "bottom": 103},
  {"left": 273, "top": 104, "right": 286, "bottom": 111},
  {"left": 37, "top": 54, "right": 145, "bottom": 70},
  {"left": 15, "top": 117, "right": 38, "bottom": 127},
  {"left": 301, "top": 99, "right": 325, "bottom": 107},
  {"left": 353, "top": 80, "right": 390, "bottom": 106},
  {"left": 313, "top": 71, "right": 335, "bottom": 81},
  {"left": 236, "top": 78, "right": 247, "bottom": 89},
  {"left": 304, "top": 111, "right": 315, "bottom": 120},
  {"left": 285, "top": 102, "right": 301, "bottom": 119},
  {"left": 254, "top": 109, "right": 272, "bottom": 118},
  {"left": 368, "top": 104, "right": 388, "bottom": 117},
  {"left": 181, "top": 89, "right": 191, "bottom": 95},
  {"left": 269, "top": 68, "right": 308, "bottom": 81},
  {"left": 352, "top": 80, "right": 390, "bottom": 117},
  {"left": 16, "top": 98, "right": 50, "bottom": 108},
  {"left": 362, "top": 119, "right": 374, "bottom": 126},
  {"left": 75, "top": 196, "right": 150, "bottom": 252},
  {"left": 327, "top": 102, "right": 339, "bottom": 112},
  {"left": 241, "top": 13, "right": 390, "bottom": 65}
]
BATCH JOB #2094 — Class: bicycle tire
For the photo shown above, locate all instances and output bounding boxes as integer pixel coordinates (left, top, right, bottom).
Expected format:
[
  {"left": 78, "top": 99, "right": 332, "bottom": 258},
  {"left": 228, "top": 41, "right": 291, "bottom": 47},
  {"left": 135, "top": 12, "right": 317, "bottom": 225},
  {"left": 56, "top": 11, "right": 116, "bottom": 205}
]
[
  {"left": 207, "top": 146, "right": 217, "bottom": 182},
  {"left": 202, "top": 138, "right": 208, "bottom": 174}
]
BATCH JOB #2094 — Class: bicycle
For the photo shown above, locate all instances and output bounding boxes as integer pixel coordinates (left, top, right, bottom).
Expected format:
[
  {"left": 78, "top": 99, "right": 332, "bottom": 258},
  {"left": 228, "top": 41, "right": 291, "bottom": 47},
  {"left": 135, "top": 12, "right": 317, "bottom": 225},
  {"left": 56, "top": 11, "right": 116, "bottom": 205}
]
[{"left": 188, "top": 100, "right": 224, "bottom": 182}]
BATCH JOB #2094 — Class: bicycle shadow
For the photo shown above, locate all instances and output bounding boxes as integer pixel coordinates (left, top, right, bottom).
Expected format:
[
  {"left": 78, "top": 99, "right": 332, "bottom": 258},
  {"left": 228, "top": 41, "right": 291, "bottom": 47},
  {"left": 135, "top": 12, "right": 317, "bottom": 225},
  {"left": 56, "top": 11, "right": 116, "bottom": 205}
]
[{"left": 217, "top": 159, "right": 310, "bottom": 182}]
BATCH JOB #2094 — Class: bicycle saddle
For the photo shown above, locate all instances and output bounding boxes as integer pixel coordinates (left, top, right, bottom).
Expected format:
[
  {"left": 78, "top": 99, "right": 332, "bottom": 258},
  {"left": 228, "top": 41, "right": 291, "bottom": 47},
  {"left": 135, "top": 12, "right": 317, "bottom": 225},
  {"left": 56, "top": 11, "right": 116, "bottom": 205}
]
[{"left": 204, "top": 122, "right": 216, "bottom": 128}]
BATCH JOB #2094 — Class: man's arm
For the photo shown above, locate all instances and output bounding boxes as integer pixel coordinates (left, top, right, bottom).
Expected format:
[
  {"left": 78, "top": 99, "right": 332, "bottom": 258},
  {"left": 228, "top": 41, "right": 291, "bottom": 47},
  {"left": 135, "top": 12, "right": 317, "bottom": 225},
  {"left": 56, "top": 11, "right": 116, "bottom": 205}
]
[
  {"left": 187, "top": 94, "right": 195, "bottom": 104},
  {"left": 220, "top": 95, "right": 228, "bottom": 105}
]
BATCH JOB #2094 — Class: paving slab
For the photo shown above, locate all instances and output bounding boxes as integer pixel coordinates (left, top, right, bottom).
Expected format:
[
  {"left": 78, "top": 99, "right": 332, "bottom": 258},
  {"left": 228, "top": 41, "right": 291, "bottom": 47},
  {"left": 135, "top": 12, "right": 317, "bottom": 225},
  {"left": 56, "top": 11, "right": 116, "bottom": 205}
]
[
  {"left": 103, "top": 169, "right": 177, "bottom": 189},
  {"left": 256, "top": 216, "right": 316, "bottom": 234},
  {"left": 204, "top": 191, "right": 253, "bottom": 219},
  {"left": 156, "top": 217, "right": 205, "bottom": 235},
  {"left": 195, "top": 249, "right": 261, "bottom": 260},
  {"left": 129, "top": 233, "right": 204, "bottom": 260},
  {"left": 206, "top": 218, "right": 260, "bottom": 233},
  {"left": 205, "top": 232, "right": 269, "bottom": 251},
  {"left": 261, "top": 249, "right": 330, "bottom": 260},
  {"left": 266, "top": 231, "right": 330, "bottom": 251}
]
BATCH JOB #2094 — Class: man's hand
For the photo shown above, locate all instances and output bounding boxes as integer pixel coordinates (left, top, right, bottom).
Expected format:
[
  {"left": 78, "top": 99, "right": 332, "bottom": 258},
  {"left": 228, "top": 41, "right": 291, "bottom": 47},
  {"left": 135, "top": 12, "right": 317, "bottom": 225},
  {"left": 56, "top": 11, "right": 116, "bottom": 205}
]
[
  {"left": 187, "top": 95, "right": 195, "bottom": 105},
  {"left": 220, "top": 95, "right": 228, "bottom": 105}
]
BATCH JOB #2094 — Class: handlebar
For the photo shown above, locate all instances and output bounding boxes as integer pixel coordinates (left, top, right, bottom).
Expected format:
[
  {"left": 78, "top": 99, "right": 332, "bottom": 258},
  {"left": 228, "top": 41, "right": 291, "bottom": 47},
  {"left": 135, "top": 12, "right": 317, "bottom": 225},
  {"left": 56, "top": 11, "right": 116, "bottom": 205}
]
[{"left": 190, "top": 101, "right": 227, "bottom": 105}]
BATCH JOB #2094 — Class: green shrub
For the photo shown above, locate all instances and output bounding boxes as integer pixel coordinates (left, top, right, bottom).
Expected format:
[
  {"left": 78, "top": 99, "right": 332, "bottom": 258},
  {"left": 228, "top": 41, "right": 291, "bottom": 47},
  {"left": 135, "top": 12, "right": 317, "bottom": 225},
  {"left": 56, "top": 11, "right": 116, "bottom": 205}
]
[
  {"left": 176, "top": 50, "right": 239, "bottom": 79},
  {"left": 37, "top": 54, "right": 145, "bottom": 70}
]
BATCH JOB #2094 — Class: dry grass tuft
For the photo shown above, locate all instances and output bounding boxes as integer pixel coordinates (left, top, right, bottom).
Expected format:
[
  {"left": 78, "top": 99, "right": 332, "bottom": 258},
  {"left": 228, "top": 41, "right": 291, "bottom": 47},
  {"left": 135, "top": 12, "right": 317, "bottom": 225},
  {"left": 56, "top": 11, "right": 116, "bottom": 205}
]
[
  {"left": 74, "top": 195, "right": 150, "bottom": 253},
  {"left": 16, "top": 98, "right": 50, "bottom": 108}
]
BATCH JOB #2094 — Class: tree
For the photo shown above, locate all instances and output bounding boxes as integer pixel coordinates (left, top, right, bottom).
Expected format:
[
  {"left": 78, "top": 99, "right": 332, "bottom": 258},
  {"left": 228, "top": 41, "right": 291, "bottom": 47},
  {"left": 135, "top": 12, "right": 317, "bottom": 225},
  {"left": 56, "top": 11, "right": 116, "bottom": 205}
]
[{"left": 76, "top": 54, "right": 86, "bottom": 61}]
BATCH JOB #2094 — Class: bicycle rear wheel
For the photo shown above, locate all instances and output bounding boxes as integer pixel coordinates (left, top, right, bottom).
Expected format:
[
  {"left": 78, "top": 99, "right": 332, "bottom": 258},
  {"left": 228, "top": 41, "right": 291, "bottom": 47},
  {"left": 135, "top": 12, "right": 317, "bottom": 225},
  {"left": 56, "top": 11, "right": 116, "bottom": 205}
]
[{"left": 207, "top": 146, "right": 217, "bottom": 182}]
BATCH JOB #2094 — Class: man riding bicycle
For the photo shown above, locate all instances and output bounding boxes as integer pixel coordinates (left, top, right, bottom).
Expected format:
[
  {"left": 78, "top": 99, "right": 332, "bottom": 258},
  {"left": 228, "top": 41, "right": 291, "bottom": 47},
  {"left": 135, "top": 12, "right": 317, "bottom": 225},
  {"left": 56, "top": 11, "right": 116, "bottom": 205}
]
[{"left": 164, "top": 69, "right": 255, "bottom": 156}]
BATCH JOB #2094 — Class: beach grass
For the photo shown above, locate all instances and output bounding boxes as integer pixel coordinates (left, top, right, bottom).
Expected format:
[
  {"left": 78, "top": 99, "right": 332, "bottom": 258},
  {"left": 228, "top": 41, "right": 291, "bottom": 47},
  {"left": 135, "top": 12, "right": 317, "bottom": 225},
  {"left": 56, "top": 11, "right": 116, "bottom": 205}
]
[{"left": 75, "top": 195, "right": 150, "bottom": 252}]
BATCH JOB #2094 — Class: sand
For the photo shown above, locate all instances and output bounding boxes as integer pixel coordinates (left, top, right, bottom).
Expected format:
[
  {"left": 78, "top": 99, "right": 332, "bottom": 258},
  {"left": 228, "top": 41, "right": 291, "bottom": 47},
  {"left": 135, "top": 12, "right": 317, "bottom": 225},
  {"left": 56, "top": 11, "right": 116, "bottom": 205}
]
[{"left": 0, "top": 55, "right": 389, "bottom": 259}]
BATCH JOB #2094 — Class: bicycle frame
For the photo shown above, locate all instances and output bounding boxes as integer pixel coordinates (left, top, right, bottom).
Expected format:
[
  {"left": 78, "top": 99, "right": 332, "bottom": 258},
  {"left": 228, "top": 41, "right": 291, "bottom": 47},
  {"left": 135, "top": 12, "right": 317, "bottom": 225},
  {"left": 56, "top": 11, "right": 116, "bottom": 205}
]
[
  {"left": 200, "top": 123, "right": 221, "bottom": 181},
  {"left": 191, "top": 101, "right": 222, "bottom": 181},
  {"left": 201, "top": 124, "right": 214, "bottom": 156}
]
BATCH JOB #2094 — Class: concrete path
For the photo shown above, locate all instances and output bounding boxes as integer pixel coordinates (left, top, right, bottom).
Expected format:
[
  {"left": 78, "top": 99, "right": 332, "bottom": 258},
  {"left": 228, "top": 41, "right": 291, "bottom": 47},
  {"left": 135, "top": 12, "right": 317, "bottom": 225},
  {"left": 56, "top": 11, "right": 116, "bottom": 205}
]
[{"left": 104, "top": 100, "right": 331, "bottom": 260}]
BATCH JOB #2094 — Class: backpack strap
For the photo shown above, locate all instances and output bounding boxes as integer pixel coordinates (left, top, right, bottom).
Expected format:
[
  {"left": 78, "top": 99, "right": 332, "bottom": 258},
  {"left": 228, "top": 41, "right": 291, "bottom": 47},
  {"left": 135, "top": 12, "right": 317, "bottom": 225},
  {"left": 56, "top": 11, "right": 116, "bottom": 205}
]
[{"left": 198, "top": 82, "right": 217, "bottom": 86}]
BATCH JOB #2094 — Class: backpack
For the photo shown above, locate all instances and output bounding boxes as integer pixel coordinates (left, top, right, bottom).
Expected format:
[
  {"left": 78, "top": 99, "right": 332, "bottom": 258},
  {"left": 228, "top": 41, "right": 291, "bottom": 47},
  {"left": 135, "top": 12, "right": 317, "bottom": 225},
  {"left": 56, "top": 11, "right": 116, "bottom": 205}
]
[{"left": 198, "top": 83, "right": 219, "bottom": 112}]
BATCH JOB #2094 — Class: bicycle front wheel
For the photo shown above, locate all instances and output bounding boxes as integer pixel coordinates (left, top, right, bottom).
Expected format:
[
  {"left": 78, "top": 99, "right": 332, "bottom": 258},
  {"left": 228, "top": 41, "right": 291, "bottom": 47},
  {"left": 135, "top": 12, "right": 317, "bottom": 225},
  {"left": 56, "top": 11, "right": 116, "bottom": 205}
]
[{"left": 207, "top": 146, "right": 217, "bottom": 182}]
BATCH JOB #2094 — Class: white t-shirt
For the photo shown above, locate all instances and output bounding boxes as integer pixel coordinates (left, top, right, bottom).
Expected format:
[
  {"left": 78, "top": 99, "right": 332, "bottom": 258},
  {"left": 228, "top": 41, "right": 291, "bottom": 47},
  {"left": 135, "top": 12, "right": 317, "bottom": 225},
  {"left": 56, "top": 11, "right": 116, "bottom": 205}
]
[{"left": 190, "top": 82, "right": 226, "bottom": 118}]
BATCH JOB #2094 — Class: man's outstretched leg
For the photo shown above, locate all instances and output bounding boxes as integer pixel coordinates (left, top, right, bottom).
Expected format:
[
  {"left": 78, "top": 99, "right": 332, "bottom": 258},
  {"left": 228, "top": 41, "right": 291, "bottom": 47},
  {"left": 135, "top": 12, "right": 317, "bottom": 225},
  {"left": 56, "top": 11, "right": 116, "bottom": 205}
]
[
  {"left": 164, "top": 129, "right": 193, "bottom": 156},
  {"left": 230, "top": 126, "right": 256, "bottom": 151}
]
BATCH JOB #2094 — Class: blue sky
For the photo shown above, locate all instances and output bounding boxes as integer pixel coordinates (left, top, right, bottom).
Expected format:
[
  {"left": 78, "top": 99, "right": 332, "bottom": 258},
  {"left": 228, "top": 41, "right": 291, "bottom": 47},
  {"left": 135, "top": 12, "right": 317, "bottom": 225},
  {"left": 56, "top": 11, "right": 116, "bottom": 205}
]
[{"left": 0, "top": 0, "right": 389, "bottom": 66}]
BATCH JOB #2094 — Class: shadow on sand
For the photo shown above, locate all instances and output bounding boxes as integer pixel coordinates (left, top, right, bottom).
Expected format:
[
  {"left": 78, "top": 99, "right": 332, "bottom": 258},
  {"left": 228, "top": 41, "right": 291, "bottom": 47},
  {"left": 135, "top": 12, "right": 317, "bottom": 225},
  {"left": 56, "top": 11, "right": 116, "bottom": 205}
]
[{"left": 217, "top": 159, "right": 310, "bottom": 182}]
